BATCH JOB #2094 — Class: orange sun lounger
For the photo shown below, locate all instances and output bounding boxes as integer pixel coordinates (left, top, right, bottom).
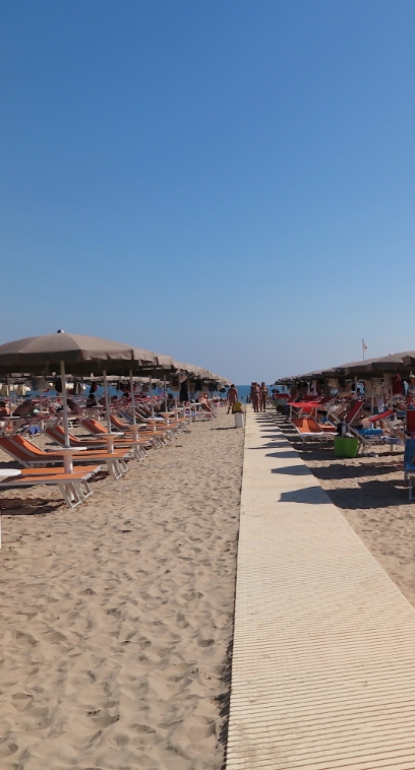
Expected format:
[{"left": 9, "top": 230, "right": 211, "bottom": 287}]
[
  {"left": 0, "top": 465, "right": 103, "bottom": 508},
  {"left": 45, "top": 424, "right": 149, "bottom": 461},
  {"left": 0, "top": 435, "right": 133, "bottom": 480},
  {"left": 81, "top": 416, "right": 171, "bottom": 448},
  {"left": 292, "top": 417, "right": 336, "bottom": 444}
]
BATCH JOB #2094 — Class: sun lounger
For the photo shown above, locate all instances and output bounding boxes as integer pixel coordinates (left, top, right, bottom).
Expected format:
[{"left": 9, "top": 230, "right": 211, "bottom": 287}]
[
  {"left": 306, "top": 417, "right": 336, "bottom": 433},
  {"left": 292, "top": 418, "right": 336, "bottom": 444},
  {"left": 0, "top": 435, "right": 132, "bottom": 480},
  {"left": 359, "top": 409, "right": 404, "bottom": 448},
  {"left": 45, "top": 424, "right": 149, "bottom": 461},
  {"left": 111, "top": 412, "right": 183, "bottom": 436},
  {"left": 0, "top": 465, "right": 103, "bottom": 508},
  {"left": 81, "top": 417, "right": 171, "bottom": 448},
  {"left": 368, "top": 409, "right": 395, "bottom": 424},
  {"left": 325, "top": 399, "right": 364, "bottom": 427}
]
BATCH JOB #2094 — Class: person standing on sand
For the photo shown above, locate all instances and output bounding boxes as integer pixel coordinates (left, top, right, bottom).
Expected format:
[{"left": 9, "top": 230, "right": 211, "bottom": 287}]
[
  {"left": 260, "top": 382, "right": 268, "bottom": 412},
  {"left": 227, "top": 384, "right": 238, "bottom": 414},
  {"left": 250, "top": 382, "right": 260, "bottom": 413}
]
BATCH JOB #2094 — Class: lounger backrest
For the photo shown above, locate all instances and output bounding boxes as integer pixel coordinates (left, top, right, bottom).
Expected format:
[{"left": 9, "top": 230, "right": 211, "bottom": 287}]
[
  {"left": 46, "top": 424, "right": 82, "bottom": 447},
  {"left": 0, "top": 436, "right": 32, "bottom": 462},
  {"left": 368, "top": 409, "right": 394, "bottom": 423},
  {"left": 343, "top": 400, "right": 363, "bottom": 424},
  {"left": 45, "top": 425, "right": 64, "bottom": 445},
  {"left": 292, "top": 418, "right": 306, "bottom": 429},
  {"left": 12, "top": 434, "right": 47, "bottom": 456},
  {"left": 293, "top": 418, "right": 314, "bottom": 433},
  {"left": 110, "top": 414, "right": 125, "bottom": 430},
  {"left": 307, "top": 418, "right": 324, "bottom": 432},
  {"left": 81, "top": 418, "right": 107, "bottom": 435}
]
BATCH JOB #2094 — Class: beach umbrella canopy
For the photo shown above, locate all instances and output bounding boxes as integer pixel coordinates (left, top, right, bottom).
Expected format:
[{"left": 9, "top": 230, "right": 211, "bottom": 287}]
[
  {"left": 403, "top": 353, "right": 415, "bottom": 368},
  {"left": 0, "top": 331, "right": 156, "bottom": 373},
  {"left": 0, "top": 331, "right": 158, "bottom": 446},
  {"left": 341, "top": 351, "right": 415, "bottom": 377}
]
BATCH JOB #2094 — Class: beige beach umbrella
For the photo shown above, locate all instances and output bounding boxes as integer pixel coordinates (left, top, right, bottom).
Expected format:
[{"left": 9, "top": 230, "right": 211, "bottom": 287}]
[
  {"left": 402, "top": 353, "right": 415, "bottom": 369},
  {"left": 339, "top": 351, "right": 415, "bottom": 378},
  {"left": 0, "top": 331, "right": 157, "bottom": 445}
]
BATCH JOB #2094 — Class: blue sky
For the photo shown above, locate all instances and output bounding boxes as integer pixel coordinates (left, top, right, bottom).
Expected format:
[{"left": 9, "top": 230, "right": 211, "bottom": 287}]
[{"left": 1, "top": 1, "right": 415, "bottom": 383}]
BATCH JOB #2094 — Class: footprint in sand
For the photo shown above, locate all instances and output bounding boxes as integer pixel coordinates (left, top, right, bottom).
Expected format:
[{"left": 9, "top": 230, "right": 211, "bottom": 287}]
[
  {"left": 176, "top": 612, "right": 189, "bottom": 629},
  {"left": 87, "top": 709, "right": 120, "bottom": 728},
  {"left": 0, "top": 742, "right": 18, "bottom": 758},
  {"left": 11, "top": 692, "right": 33, "bottom": 712},
  {"left": 13, "top": 630, "right": 38, "bottom": 648},
  {"left": 197, "top": 638, "right": 215, "bottom": 647}
]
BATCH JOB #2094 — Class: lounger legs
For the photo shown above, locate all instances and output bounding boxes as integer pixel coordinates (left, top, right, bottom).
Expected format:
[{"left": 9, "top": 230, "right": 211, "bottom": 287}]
[
  {"left": 133, "top": 446, "right": 147, "bottom": 461},
  {"left": 107, "top": 458, "right": 127, "bottom": 480},
  {"left": 57, "top": 481, "right": 92, "bottom": 508}
]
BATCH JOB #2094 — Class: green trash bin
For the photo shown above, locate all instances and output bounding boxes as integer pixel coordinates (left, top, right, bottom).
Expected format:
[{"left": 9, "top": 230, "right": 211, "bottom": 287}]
[{"left": 334, "top": 436, "right": 359, "bottom": 458}]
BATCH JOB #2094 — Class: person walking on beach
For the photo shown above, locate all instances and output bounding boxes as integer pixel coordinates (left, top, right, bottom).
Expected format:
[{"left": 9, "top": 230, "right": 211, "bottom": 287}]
[
  {"left": 227, "top": 384, "right": 238, "bottom": 414},
  {"left": 260, "top": 382, "right": 268, "bottom": 412}
]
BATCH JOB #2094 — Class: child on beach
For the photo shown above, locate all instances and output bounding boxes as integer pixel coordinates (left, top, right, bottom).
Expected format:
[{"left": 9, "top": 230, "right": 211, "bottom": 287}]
[{"left": 227, "top": 384, "right": 238, "bottom": 414}]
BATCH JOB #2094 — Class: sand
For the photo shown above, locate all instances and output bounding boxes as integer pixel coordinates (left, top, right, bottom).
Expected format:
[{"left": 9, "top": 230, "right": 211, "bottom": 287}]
[
  {"left": 275, "top": 413, "right": 415, "bottom": 609},
  {"left": 0, "top": 408, "right": 244, "bottom": 770}
]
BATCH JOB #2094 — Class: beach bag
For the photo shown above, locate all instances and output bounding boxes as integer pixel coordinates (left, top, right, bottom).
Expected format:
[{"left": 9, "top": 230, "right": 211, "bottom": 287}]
[{"left": 232, "top": 401, "right": 242, "bottom": 413}]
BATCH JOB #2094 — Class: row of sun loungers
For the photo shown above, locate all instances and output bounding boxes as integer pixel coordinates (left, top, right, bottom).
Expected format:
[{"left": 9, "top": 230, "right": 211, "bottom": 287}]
[
  {"left": 0, "top": 406, "right": 194, "bottom": 510},
  {"left": 288, "top": 397, "right": 408, "bottom": 451},
  {"left": 282, "top": 395, "right": 415, "bottom": 499}
]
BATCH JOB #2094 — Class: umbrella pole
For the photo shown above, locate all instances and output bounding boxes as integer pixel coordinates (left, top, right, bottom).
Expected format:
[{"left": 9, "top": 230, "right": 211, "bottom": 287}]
[
  {"left": 103, "top": 370, "right": 111, "bottom": 432},
  {"left": 164, "top": 375, "right": 167, "bottom": 409},
  {"left": 60, "top": 360, "right": 70, "bottom": 448},
  {"left": 188, "top": 378, "right": 192, "bottom": 423},
  {"left": 130, "top": 369, "right": 136, "bottom": 426},
  {"left": 151, "top": 383, "right": 155, "bottom": 418}
]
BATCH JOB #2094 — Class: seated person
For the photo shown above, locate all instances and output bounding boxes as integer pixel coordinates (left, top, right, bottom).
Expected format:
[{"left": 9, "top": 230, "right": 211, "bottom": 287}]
[
  {"left": 165, "top": 393, "right": 176, "bottom": 411},
  {"left": 67, "top": 398, "right": 82, "bottom": 414},
  {"left": 136, "top": 403, "right": 152, "bottom": 419},
  {"left": 86, "top": 383, "right": 99, "bottom": 408},
  {"left": 199, "top": 392, "right": 214, "bottom": 413},
  {"left": 12, "top": 399, "right": 36, "bottom": 418},
  {"left": 155, "top": 393, "right": 174, "bottom": 412}
]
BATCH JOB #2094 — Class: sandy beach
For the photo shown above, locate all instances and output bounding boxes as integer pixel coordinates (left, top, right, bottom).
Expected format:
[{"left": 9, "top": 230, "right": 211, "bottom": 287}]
[
  {"left": 0, "top": 407, "right": 244, "bottom": 770},
  {"left": 275, "top": 413, "right": 415, "bottom": 609},
  {"left": 3, "top": 404, "right": 415, "bottom": 769}
]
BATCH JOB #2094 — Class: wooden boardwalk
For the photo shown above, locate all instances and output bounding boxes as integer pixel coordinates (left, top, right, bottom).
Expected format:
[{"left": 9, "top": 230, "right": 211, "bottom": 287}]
[{"left": 226, "top": 409, "right": 415, "bottom": 770}]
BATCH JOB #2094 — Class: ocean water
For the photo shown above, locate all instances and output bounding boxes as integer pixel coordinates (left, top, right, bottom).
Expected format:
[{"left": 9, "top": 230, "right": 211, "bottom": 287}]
[
  {"left": 236, "top": 384, "right": 286, "bottom": 402},
  {"left": 236, "top": 385, "right": 251, "bottom": 402},
  {"left": 25, "top": 384, "right": 284, "bottom": 403}
]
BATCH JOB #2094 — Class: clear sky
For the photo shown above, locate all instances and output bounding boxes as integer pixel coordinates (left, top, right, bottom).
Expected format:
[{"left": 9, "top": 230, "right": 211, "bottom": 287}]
[{"left": 1, "top": 1, "right": 415, "bottom": 384}]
